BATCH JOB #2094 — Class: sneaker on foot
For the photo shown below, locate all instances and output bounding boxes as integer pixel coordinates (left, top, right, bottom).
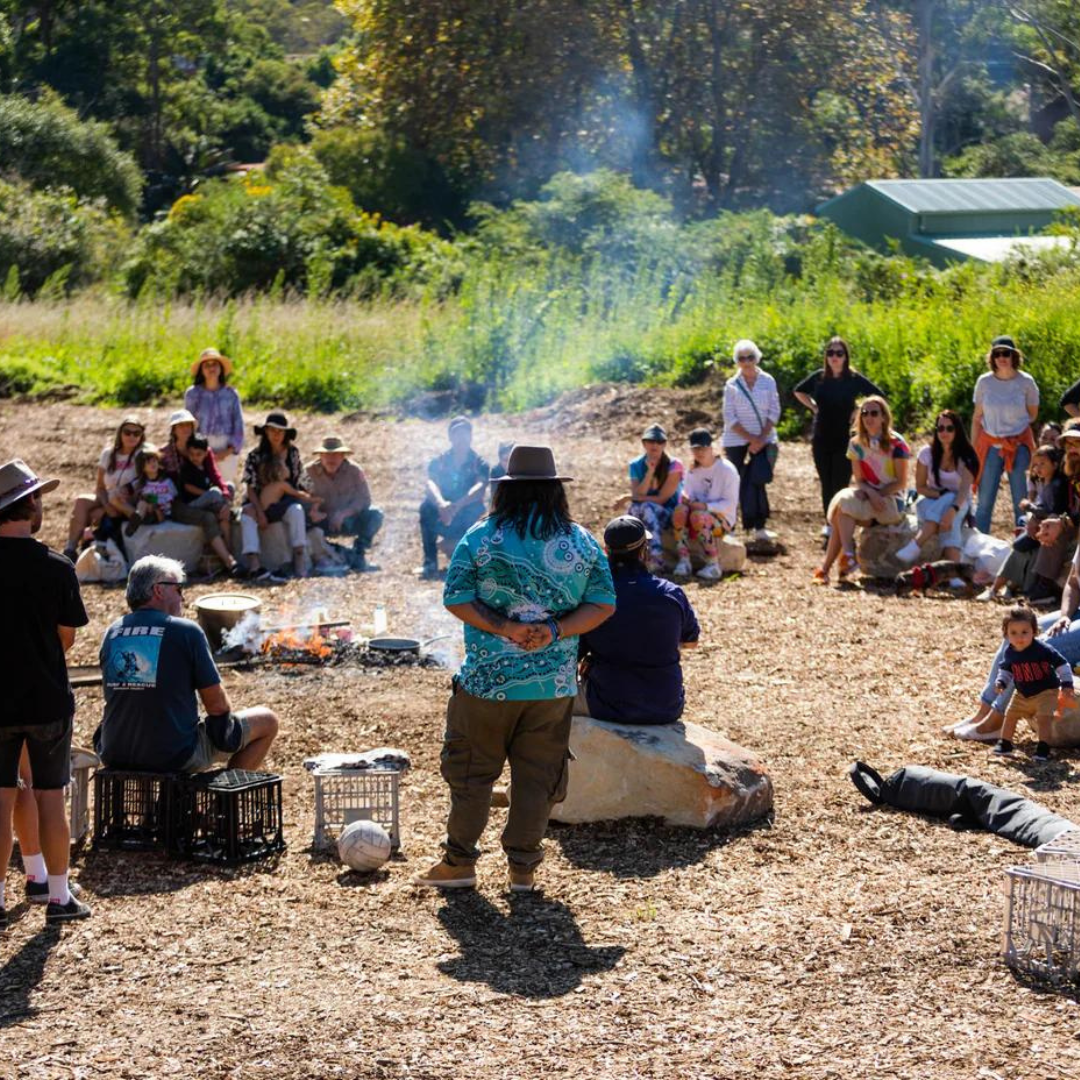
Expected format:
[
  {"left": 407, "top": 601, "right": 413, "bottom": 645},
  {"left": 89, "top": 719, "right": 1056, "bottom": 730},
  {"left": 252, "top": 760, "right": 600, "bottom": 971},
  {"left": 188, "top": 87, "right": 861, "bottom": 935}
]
[
  {"left": 695, "top": 562, "right": 722, "bottom": 581},
  {"left": 999, "top": 586, "right": 1015, "bottom": 602},
  {"left": 895, "top": 540, "right": 921, "bottom": 564},
  {"left": 1034, "top": 741, "right": 1052, "bottom": 763},
  {"left": 413, "top": 859, "right": 476, "bottom": 889},
  {"left": 419, "top": 561, "right": 439, "bottom": 581},
  {"left": 62, "top": 546, "right": 78, "bottom": 564},
  {"left": 672, "top": 558, "right": 692, "bottom": 578},
  {"left": 508, "top": 866, "right": 537, "bottom": 893},
  {"left": 975, "top": 587, "right": 996, "bottom": 602},
  {"left": 27, "top": 880, "right": 82, "bottom": 905},
  {"left": 753, "top": 527, "right": 777, "bottom": 543},
  {"left": 45, "top": 896, "right": 91, "bottom": 922},
  {"left": 992, "top": 739, "right": 1015, "bottom": 756}
]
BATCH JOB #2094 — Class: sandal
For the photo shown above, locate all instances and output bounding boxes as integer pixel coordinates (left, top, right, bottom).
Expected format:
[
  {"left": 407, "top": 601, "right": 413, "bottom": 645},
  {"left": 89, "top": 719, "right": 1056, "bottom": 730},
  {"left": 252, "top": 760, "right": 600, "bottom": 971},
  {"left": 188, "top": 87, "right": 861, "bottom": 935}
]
[
  {"left": 812, "top": 568, "right": 828, "bottom": 585},
  {"left": 838, "top": 552, "right": 858, "bottom": 579}
]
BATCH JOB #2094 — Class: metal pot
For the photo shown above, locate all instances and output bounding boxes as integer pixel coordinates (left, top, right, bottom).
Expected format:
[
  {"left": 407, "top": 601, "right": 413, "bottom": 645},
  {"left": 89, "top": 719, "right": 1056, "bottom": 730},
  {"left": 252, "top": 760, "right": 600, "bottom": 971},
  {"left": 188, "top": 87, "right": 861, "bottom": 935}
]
[
  {"left": 367, "top": 633, "right": 452, "bottom": 656},
  {"left": 193, "top": 593, "right": 262, "bottom": 648}
]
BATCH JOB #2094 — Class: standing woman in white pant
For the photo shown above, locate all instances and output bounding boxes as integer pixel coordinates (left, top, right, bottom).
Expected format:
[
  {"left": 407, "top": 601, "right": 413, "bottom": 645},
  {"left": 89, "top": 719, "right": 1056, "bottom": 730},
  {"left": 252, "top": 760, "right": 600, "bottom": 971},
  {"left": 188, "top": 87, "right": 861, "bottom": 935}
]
[
  {"left": 240, "top": 413, "right": 311, "bottom": 580},
  {"left": 184, "top": 348, "right": 244, "bottom": 486}
]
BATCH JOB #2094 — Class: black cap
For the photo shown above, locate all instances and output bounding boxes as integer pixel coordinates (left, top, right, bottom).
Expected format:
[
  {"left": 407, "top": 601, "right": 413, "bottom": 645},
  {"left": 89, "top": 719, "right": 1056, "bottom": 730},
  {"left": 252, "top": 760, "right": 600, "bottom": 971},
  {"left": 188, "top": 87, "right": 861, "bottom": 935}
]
[
  {"left": 991, "top": 335, "right": 1018, "bottom": 352},
  {"left": 642, "top": 423, "right": 667, "bottom": 443},
  {"left": 604, "top": 515, "right": 651, "bottom": 553},
  {"left": 689, "top": 428, "right": 712, "bottom": 447}
]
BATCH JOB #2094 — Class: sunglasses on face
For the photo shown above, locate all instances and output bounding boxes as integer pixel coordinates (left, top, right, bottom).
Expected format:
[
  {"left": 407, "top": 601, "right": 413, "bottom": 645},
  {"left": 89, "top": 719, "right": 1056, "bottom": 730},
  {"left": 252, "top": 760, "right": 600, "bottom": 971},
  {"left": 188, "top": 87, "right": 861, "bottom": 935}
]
[
  {"left": 157, "top": 580, "right": 184, "bottom": 597},
  {"left": 121, "top": 428, "right": 143, "bottom": 437},
  {"left": 991, "top": 349, "right": 1013, "bottom": 359},
  {"left": 825, "top": 349, "right": 846, "bottom": 357},
  {"left": 861, "top": 409, "right": 882, "bottom": 418},
  {"left": 936, "top": 424, "right": 955, "bottom": 432},
  {"left": 736, "top": 355, "right": 756, "bottom": 363}
]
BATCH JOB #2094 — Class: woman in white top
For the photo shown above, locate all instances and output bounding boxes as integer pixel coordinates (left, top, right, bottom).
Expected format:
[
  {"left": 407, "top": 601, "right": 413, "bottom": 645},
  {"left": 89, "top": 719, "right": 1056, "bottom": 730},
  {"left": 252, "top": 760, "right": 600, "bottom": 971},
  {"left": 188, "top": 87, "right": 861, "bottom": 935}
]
[
  {"left": 895, "top": 409, "right": 980, "bottom": 579},
  {"left": 63, "top": 415, "right": 145, "bottom": 561},
  {"left": 721, "top": 339, "right": 781, "bottom": 542},
  {"left": 971, "top": 335, "right": 1038, "bottom": 533}
]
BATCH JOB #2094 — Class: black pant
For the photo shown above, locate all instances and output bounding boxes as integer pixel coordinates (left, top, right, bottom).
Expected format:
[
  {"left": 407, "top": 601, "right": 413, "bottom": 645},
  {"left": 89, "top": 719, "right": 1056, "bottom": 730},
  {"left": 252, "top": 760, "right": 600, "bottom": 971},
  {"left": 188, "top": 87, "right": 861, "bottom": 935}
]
[
  {"left": 812, "top": 442, "right": 851, "bottom": 519},
  {"left": 339, "top": 506, "right": 385, "bottom": 551},
  {"left": 725, "top": 444, "right": 771, "bottom": 530},
  {"left": 419, "top": 500, "right": 484, "bottom": 563}
]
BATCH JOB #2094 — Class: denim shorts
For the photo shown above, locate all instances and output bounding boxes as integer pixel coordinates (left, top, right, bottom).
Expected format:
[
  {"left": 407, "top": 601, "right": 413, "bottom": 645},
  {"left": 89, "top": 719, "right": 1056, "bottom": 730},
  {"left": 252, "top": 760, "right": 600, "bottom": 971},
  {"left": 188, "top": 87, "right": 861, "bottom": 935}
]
[{"left": 0, "top": 718, "right": 72, "bottom": 789}]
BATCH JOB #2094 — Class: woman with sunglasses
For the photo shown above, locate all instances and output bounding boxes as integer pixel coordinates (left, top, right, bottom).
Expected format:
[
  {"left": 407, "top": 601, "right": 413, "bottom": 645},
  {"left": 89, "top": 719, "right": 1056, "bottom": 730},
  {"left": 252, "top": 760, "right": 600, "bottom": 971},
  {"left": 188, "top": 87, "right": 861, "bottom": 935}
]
[
  {"left": 63, "top": 415, "right": 146, "bottom": 562},
  {"left": 814, "top": 395, "right": 911, "bottom": 583},
  {"left": 721, "top": 339, "right": 781, "bottom": 543},
  {"left": 972, "top": 335, "right": 1039, "bottom": 534},
  {"left": 895, "top": 410, "right": 979, "bottom": 578},
  {"left": 794, "top": 338, "right": 884, "bottom": 540}
]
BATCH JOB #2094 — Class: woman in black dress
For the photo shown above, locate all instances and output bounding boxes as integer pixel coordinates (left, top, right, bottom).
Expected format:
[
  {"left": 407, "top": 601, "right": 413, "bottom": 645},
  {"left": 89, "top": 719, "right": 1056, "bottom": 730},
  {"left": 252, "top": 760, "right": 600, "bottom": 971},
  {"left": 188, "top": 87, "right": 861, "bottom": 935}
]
[{"left": 793, "top": 337, "right": 885, "bottom": 538}]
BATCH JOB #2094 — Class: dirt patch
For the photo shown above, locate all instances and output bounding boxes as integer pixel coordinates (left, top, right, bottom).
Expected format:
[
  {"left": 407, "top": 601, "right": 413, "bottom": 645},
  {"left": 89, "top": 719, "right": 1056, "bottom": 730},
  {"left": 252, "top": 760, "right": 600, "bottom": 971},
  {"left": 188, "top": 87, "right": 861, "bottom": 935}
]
[{"left": 0, "top": 393, "right": 1077, "bottom": 1080}]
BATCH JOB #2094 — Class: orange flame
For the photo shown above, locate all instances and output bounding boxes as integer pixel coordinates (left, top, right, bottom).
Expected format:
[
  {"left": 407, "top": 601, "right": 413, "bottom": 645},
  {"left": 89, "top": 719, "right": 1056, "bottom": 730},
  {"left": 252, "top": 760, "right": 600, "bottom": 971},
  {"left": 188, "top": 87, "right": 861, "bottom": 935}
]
[{"left": 260, "top": 628, "right": 333, "bottom": 660}]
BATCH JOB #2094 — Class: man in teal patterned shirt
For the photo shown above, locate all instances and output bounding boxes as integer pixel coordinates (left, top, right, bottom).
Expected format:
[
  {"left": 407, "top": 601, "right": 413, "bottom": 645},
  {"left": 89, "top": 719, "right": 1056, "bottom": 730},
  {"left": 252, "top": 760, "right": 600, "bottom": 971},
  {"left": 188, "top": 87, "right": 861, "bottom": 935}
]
[{"left": 415, "top": 446, "right": 615, "bottom": 893}]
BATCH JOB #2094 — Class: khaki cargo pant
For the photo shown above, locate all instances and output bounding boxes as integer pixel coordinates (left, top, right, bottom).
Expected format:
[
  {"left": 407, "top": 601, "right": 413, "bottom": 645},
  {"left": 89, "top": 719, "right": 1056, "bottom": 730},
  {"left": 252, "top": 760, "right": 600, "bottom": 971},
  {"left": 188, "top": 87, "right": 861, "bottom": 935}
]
[{"left": 441, "top": 682, "right": 573, "bottom": 870}]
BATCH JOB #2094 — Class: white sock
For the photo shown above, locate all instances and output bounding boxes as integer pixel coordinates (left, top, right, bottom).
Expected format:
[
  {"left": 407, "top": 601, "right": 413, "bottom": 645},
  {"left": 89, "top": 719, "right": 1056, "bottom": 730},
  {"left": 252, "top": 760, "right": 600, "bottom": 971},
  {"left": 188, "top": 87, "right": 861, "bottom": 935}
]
[
  {"left": 0, "top": 880, "right": 6, "bottom": 909},
  {"left": 22, "top": 852, "right": 47, "bottom": 882},
  {"left": 48, "top": 873, "right": 71, "bottom": 906}
]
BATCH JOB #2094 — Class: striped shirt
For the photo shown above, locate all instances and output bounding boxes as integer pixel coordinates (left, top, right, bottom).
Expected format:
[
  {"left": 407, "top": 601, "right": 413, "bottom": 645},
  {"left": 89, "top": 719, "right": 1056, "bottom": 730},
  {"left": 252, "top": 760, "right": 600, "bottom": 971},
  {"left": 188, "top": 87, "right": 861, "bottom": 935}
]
[{"left": 722, "top": 370, "right": 781, "bottom": 448}]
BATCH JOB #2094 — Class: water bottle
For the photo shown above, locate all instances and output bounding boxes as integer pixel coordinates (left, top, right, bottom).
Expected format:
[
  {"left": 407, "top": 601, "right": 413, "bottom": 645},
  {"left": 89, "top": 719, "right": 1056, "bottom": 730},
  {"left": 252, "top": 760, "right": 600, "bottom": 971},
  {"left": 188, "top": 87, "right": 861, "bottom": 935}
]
[{"left": 373, "top": 603, "right": 388, "bottom": 636}]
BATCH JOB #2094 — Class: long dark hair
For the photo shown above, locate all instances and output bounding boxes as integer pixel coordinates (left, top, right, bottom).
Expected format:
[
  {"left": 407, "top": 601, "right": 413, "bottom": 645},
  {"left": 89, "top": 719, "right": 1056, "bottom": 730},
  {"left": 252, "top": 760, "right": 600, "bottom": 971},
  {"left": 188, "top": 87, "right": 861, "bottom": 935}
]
[
  {"left": 490, "top": 480, "right": 573, "bottom": 540},
  {"left": 931, "top": 409, "right": 979, "bottom": 486},
  {"left": 822, "top": 336, "right": 852, "bottom": 379},
  {"left": 194, "top": 366, "right": 229, "bottom": 386}
]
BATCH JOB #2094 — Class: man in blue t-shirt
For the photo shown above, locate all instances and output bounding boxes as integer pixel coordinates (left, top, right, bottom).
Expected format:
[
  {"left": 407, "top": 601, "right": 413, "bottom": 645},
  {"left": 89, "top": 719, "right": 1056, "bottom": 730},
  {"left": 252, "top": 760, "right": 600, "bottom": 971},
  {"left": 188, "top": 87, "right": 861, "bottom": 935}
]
[
  {"left": 578, "top": 516, "right": 700, "bottom": 725},
  {"left": 414, "top": 446, "right": 615, "bottom": 893},
  {"left": 95, "top": 556, "right": 279, "bottom": 774}
]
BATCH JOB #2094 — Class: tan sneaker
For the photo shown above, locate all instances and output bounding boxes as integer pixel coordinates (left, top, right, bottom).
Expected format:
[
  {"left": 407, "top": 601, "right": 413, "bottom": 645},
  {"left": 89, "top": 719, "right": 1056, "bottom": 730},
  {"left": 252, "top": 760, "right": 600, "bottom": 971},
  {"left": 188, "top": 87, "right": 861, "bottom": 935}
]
[
  {"left": 508, "top": 866, "right": 537, "bottom": 892},
  {"left": 414, "top": 859, "right": 476, "bottom": 889}
]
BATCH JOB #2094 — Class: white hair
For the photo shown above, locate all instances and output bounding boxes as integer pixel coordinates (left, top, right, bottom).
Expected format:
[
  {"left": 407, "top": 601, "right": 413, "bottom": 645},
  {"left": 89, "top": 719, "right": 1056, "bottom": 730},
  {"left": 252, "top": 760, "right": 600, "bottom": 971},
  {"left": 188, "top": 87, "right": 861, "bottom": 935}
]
[
  {"left": 732, "top": 339, "right": 762, "bottom": 364},
  {"left": 126, "top": 555, "right": 186, "bottom": 610}
]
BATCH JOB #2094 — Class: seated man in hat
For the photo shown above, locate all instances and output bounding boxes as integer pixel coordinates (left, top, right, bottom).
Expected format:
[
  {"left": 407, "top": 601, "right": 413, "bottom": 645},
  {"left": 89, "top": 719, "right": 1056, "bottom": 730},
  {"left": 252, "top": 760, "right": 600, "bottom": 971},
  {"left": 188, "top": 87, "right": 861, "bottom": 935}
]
[
  {"left": 419, "top": 416, "right": 489, "bottom": 579},
  {"left": 94, "top": 556, "right": 279, "bottom": 774},
  {"left": 577, "top": 515, "right": 700, "bottom": 725},
  {"left": 306, "top": 435, "right": 384, "bottom": 571}
]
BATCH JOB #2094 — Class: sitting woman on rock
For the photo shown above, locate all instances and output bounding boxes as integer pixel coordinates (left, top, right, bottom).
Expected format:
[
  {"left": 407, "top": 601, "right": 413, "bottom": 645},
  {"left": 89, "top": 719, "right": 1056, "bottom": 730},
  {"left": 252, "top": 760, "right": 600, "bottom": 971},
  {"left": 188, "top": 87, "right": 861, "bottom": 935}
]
[
  {"left": 895, "top": 409, "right": 979, "bottom": 583},
  {"left": 239, "top": 412, "right": 312, "bottom": 580},
  {"left": 814, "top": 395, "right": 910, "bottom": 584},
  {"left": 628, "top": 423, "right": 684, "bottom": 572}
]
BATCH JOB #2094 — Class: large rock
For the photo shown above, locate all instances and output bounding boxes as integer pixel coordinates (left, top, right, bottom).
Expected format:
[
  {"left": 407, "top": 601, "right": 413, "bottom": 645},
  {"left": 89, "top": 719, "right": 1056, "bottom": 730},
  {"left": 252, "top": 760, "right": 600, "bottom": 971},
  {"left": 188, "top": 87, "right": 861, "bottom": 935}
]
[
  {"left": 549, "top": 715, "right": 772, "bottom": 829},
  {"left": 229, "top": 521, "right": 340, "bottom": 573},
  {"left": 125, "top": 521, "right": 206, "bottom": 573},
  {"left": 857, "top": 516, "right": 983, "bottom": 579},
  {"left": 660, "top": 532, "right": 746, "bottom": 574},
  {"left": 1048, "top": 708, "right": 1080, "bottom": 749}
]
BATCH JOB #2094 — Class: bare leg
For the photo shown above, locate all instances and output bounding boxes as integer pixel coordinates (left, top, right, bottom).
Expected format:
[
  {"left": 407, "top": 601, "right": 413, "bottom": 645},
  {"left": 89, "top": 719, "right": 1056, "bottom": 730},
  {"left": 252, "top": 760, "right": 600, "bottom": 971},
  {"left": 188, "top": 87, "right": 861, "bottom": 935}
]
[
  {"left": 228, "top": 708, "right": 279, "bottom": 770},
  {"left": 209, "top": 535, "right": 236, "bottom": 568},
  {"left": 66, "top": 494, "right": 100, "bottom": 550},
  {"left": 836, "top": 510, "right": 857, "bottom": 555},
  {"left": 0, "top": 789, "right": 16, "bottom": 897},
  {"left": 820, "top": 509, "right": 843, "bottom": 575},
  {"left": 915, "top": 520, "right": 940, "bottom": 547},
  {"left": 35, "top": 789, "right": 69, "bottom": 876},
  {"left": 13, "top": 747, "right": 40, "bottom": 859}
]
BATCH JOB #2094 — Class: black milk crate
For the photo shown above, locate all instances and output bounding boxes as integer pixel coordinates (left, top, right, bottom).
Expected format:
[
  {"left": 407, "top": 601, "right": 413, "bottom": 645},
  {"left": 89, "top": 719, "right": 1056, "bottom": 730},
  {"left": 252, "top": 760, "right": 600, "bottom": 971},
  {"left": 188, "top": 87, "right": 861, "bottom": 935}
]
[
  {"left": 170, "top": 769, "right": 285, "bottom": 864},
  {"left": 93, "top": 770, "right": 178, "bottom": 851}
]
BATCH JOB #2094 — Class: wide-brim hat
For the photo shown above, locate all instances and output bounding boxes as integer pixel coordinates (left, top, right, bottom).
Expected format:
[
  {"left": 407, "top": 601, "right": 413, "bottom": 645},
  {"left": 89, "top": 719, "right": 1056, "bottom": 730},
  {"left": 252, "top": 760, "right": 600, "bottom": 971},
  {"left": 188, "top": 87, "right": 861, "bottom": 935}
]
[
  {"left": 167, "top": 408, "right": 197, "bottom": 429},
  {"left": 313, "top": 435, "right": 352, "bottom": 455},
  {"left": 489, "top": 445, "right": 573, "bottom": 482},
  {"left": 254, "top": 412, "right": 297, "bottom": 440},
  {"left": 0, "top": 458, "right": 59, "bottom": 512},
  {"left": 1061, "top": 428, "right": 1080, "bottom": 442},
  {"left": 191, "top": 347, "right": 233, "bottom": 377}
]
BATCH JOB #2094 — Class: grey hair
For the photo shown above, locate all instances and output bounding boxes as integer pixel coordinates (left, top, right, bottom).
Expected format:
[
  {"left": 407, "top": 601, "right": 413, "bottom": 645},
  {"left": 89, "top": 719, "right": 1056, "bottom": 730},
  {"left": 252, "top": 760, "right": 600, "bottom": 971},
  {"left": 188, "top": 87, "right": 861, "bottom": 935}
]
[
  {"left": 732, "top": 339, "right": 762, "bottom": 364},
  {"left": 126, "top": 555, "right": 186, "bottom": 610}
]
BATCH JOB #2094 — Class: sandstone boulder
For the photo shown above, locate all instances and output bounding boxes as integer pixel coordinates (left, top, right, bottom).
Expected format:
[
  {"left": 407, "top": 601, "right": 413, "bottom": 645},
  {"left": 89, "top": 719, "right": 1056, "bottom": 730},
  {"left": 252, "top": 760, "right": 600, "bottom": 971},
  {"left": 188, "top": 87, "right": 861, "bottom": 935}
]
[
  {"left": 125, "top": 521, "right": 206, "bottom": 573},
  {"left": 1048, "top": 708, "right": 1080, "bottom": 749},
  {"left": 856, "top": 515, "right": 982, "bottom": 579},
  {"left": 660, "top": 532, "right": 746, "bottom": 574},
  {"left": 549, "top": 715, "right": 772, "bottom": 829},
  {"left": 228, "top": 521, "right": 341, "bottom": 573}
]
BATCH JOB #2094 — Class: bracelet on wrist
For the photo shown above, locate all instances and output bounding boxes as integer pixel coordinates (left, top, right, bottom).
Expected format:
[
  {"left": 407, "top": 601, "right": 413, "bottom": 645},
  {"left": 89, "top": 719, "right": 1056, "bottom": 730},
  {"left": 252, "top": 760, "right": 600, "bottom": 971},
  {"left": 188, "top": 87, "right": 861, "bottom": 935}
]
[{"left": 547, "top": 617, "right": 561, "bottom": 643}]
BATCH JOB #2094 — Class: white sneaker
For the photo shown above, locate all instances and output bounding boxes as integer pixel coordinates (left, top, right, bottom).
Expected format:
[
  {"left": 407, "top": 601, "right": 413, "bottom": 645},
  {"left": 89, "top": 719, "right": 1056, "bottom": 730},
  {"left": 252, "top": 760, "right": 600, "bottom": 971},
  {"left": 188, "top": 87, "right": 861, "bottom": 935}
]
[
  {"left": 895, "top": 540, "right": 921, "bottom": 564},
  {"left": 695, "top": 562, "right": 722, "bottom": 581},
  {"left": 975, "top": 587, "right": 995, "bottom": 602},
  {"left": 672, "top": 558, "right": 692, "bottom": 578},
  {"left": 753, "top": 527, "right": 777, "bottom": 543}
]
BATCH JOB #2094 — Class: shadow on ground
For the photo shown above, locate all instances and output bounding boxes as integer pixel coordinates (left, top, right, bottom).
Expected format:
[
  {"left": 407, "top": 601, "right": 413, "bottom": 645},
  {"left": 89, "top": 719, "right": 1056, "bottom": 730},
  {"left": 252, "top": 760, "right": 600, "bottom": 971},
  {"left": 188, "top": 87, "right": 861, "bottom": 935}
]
[
  {"left": 0, "top": 925, "right": 60, "bottom": 1026},
  {"left": 435, "top": 890, "right": 624, "bottom": 998}
]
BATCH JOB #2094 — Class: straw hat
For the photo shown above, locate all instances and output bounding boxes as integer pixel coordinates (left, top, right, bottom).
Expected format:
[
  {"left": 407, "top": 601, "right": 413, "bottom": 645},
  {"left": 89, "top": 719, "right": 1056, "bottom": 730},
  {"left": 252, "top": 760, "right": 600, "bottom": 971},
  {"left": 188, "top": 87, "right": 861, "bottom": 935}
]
[
  {"left": 191, "top": 347, "right": 233, "bottom": 378},
  {"left": 0, "top": 458, "right": 59, "bottom": 512}
]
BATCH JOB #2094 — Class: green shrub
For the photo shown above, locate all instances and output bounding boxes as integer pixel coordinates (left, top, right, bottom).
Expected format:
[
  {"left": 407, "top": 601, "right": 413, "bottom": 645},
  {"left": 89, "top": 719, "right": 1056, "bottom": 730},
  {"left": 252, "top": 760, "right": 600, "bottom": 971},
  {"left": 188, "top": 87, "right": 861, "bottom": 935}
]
[{"left": 0, "top": 92, "right": 142, "bottom": 216}]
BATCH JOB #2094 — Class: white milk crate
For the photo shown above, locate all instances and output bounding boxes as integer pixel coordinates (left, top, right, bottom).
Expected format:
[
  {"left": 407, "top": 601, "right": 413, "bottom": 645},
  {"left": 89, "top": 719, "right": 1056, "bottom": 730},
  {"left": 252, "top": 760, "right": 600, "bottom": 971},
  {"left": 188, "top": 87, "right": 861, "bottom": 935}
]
[
  {"left": 1034, "top": 829, "right": 1080, "bottom": 865},
  {"left": 69, "top": 747, "right": 99, "bottom": 843},
  {"left": 1003, "top": 862, "right": 1080, "bottom": 985},
  {"left": 312, "top": 768, "right": 401, "bottom": 851}
]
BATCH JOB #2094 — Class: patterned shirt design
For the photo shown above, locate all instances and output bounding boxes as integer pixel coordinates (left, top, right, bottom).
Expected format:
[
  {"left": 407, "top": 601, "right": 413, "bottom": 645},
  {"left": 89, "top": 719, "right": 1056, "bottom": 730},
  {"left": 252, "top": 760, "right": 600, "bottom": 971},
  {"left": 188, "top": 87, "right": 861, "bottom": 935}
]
[
  {"left": 847, "top": 434, "right": 911, "bottom": 488},
  {"left": 443, "top": 519, "right": 616, "bottom": 701}
]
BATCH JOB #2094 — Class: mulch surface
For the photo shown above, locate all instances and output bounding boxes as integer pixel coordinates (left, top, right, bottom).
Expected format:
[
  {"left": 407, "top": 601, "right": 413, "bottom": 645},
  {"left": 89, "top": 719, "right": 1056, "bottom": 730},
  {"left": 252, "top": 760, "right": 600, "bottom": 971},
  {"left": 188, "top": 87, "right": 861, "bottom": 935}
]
[{"left": 2, "top": 387, "right": 1080, "bottom": 1080}]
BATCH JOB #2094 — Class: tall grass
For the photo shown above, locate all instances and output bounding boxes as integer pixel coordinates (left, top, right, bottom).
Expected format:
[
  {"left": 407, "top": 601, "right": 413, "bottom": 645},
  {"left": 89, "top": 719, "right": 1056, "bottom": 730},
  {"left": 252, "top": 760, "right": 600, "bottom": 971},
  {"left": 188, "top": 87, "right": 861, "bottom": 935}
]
[{"left": 4, "top": 254, "right": 1080, "bottom": 432}]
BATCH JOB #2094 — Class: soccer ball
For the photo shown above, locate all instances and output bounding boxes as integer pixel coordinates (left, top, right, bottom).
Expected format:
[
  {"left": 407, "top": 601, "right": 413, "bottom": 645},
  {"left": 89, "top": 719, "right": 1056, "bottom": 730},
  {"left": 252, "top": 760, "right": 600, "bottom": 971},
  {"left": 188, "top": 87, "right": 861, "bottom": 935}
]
[{"left": 337, "top": 819, "right": 392, "bottom": 872}]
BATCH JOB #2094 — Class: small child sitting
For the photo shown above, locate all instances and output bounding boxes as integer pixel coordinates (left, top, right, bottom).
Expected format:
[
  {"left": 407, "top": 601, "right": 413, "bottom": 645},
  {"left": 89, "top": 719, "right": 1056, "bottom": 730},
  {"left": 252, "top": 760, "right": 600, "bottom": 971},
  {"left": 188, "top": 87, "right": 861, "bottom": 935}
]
[
  {"left": 978, "top": 446, "right": 1066, "bottom": 602},
  {"left": 257, "top": 455, "right": 326, "bottom": 525},
  {"left": 125, "top": 446, "right": 177, "bottom": 536},
  {"left": 671, "top": 429, "right": 740, "bottom": 581},
  {"left": 993, "top": 605, "right": 1075, "bottom": 762}
]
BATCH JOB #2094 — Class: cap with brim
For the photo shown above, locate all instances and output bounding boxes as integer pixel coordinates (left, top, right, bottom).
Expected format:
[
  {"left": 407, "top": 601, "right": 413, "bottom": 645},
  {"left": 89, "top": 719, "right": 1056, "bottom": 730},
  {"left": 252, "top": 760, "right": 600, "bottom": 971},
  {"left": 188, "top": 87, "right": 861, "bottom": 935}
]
[
  {"left": 313, "top": 436, "right": 352, "bottom": 454},
  {"left": 0, "top": 458, "right": 60, "bottom": 512},
  {"left": 1061, "top": 429, "right": 1080, "bottom": 441},
  {"left": 167, "top": 409, "right": 197, "bottom": 429},
  {"left": 191, "top": 348, "right": 233, "bottom": 378},
  {"left": 448, "top": 415, "right": 472, "bottom": 434},
  {"left": 689, "top": 428, "right": 712, "bottom": 447},
  {"left": 991, "top": 335, "right": 1018, "bottom": 353},
  {"left": 642, "top": 424, "right": 667, "bottom": 443},
  {"left": 488, "top": 445, "right": 573, "bottom": 482},
  {"left": 254, "top": 412, "right": 297, "bottom": 440},
  {"left": 604, "top": 514, "right": 651, "bottom": 553}
]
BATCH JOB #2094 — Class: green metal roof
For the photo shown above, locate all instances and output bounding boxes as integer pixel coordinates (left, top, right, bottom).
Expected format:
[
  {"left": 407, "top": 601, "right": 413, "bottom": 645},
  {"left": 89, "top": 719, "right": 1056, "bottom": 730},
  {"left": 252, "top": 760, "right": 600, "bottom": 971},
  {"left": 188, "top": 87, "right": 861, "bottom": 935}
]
[{"left": 866, "top": 178, "right": 1080, "bottom": 215}]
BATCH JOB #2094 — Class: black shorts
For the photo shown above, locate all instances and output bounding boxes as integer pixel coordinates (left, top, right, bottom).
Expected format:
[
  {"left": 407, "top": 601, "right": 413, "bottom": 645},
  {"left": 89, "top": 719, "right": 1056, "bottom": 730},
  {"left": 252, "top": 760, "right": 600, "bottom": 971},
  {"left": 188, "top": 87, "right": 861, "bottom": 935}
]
[{"left": 0, "top": 718, "right": 73, "bottom": 789}]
